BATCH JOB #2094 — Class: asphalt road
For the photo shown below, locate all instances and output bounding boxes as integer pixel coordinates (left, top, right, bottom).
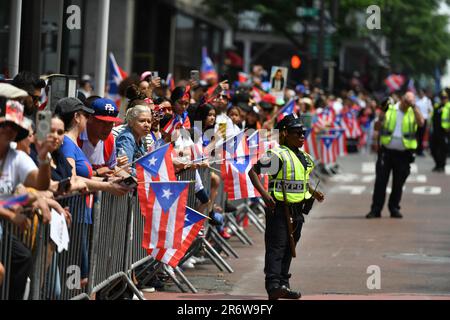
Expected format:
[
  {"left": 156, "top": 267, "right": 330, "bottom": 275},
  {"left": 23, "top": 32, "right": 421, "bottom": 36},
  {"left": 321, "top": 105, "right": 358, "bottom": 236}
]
[{"left": 146, "top": 152, "right": 450, "bottom": 300}]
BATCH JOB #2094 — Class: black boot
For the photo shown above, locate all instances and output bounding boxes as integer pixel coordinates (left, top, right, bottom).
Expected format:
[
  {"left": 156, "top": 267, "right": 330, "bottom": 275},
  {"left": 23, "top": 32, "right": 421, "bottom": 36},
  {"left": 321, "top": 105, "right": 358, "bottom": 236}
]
[{"left": 281, "top": 285, "right": 302, "bottom": 299}]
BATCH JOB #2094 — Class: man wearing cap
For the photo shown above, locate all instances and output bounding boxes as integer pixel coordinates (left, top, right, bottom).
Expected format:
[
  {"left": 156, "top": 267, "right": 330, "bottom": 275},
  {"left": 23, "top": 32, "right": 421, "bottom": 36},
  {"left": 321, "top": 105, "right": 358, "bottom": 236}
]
[
  {"left": 77, "top": 98, "right": 123, "bottom": 177},
  {"left": 11, "top": 71, "right": 46, "bottom": 122},
  {"left": 430, "top": 90, "right": 450, "bottom": 172},
  {"left": 248, "top": 114, "right": 325, "bottom": 300}
]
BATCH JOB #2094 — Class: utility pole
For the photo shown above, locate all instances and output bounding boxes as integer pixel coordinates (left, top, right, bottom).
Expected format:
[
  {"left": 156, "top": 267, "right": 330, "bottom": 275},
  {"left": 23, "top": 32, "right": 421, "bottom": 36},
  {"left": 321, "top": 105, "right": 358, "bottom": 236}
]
[{"left": 317, "top": 0, "right": 325, "bottom": 82}]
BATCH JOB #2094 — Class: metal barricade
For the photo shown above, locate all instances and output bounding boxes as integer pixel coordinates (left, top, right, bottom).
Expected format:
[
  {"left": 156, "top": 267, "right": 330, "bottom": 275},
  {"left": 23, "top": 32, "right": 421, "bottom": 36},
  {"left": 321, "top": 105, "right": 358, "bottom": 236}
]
[
  {"left": 0, "top": 210, "right": 46, "bottom": 300},
  {"left": 40, "top": 193, "right": 93, "bottom": 300}
]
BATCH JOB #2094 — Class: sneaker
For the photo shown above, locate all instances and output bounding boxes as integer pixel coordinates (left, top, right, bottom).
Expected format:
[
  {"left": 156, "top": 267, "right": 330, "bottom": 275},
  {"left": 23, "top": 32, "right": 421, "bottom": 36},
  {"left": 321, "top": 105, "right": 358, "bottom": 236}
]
[
  {"left": 366, "top": 211, "right": 381, "bottom": 219},
  {"left": 187, "top": 257, "right": 197, "bottom": 265},
  {"left": 181, "top": 261, "right": 195, "bottom": 269},
  {"left": 191, "top": 256, "right": 206, "bottom": 264},
  {"left": 219, "top": 229, "right": 231, "bottom": 239},
  {"left": 140, "top": 286, "right": 156, "bottom": 293}
]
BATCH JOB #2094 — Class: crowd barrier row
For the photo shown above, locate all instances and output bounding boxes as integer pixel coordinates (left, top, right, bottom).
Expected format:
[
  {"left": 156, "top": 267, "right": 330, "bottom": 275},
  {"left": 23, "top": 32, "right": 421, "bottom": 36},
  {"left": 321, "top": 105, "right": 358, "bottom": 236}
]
[{"left": 0, "top": 165, "right": 271, "bottom": 300}]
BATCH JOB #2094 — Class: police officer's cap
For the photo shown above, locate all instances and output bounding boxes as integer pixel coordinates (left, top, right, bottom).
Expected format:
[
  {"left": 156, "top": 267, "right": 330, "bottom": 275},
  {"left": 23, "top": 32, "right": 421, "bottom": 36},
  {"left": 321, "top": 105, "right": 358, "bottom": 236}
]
[
  {"left": 440, "top": 90, "right": 448, "bottom": 99},
  {"left": 276, "top": 113, "right": 304, "bottom": 130}
]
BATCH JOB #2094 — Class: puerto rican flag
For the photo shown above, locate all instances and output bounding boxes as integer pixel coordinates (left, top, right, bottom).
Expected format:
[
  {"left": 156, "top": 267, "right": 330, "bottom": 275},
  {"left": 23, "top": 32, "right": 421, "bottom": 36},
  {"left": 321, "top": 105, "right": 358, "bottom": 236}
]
[
  {"left": 277, "top": 99, "right": 297, "bottom": 122},
  {"left": 201, "top": 46, "right": 218, "bottom": 80},
  {"left": 320, "top": 134, "right": 337, "bottom": 165},
  {"left": 303, "top": 128, "right": 320, "bottom": 161},
  {"left": 136, "top": 143, "right": 176, "bottom": 217},
  {"left": 341, "top": 110, "right": 362, "bottom": 139},
  {"left": 142, "top": 181, "right": 189, "bottom": 250},
  {"left": 166, "top": 73, "right": 175, "bottom": 91},
  {"left": 238, "top": 72, "right": 249, "bottom": 84},
  {"left": 247, "top": 129, "right": 270, "bottom": 190},
  {"left": 148, "top": 206, "right": 208, "bottom": 268},
  {"left": 0, "top": 194, "right": 31, "bottom": 209},
  {"left": 106, "top": 52, "right": 128, "bottom": 108},
  {"left": 317, "top": 107, "right": 336, "bottom": 127},
  {"left": 384, "top": 74, "right": 405, "bottom": 93},
  {"left": 329, "top": 128, "right": 347, "bottom": 157},
  {"left": 222, "top": 131, "right": 261, "bottom": 200},
  {"left": 162, "top": 111, "right": 191, "bottom": 135}
]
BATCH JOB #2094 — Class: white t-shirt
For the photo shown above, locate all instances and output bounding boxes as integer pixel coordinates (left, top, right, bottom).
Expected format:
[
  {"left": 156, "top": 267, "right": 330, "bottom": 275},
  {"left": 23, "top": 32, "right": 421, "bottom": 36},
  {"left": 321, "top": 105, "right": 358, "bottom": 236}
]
[
  {"left": 0, "top": 148, "right": 37, "bottom": 194},
  {"left": 387, "top": 103, "right": 406, "bottom": 151},
  {"left": 416, "top": 96, "right": 432, "bottom": 120}
]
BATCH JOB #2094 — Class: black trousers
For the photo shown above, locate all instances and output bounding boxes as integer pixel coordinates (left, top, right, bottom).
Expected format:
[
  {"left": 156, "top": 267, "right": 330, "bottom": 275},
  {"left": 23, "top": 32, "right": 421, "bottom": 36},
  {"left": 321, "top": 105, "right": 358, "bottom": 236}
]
[
  {"left": 430, "top": 133, "right": 447, "bottom": 169},
  {"left": 416, "top": 120, "right": 427, "bottom": 155},
  {"left": 370, "top": 147, "right": 412, "bottom": 215},
  {"left": 9, "top": 235, "right": 33, "bottom": 300},
  {"left": 264, "top": 204, "right": 303, "bottom": 292}
]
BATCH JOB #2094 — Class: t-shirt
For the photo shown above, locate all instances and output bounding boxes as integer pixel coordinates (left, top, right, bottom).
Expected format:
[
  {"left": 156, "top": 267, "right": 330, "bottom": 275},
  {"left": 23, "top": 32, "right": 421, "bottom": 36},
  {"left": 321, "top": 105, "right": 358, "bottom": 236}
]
[
  {"left": 386, "top": 103, "right": 406, "bottom": 151},
  {"left": 60, "top": 136, "right": 93, "bottom": 178},
  {"left": 416, "top": 96, "right": 432, "bottom": 120},
  {"left": 78, "top": 129, "right": 117, "bottom": 170},
  {"left": 30, "top": 145, "right": 72, "bottom": 181},
  {"left": 0, "top": 148, "right": 37, "bottom": 194}
]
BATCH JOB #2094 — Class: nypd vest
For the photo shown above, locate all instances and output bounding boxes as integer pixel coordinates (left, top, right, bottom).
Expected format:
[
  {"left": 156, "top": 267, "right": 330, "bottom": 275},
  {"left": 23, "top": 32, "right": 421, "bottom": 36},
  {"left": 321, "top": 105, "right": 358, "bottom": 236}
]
[
  {"left": 442, "top": 102, "right": 450, "bottom": 130},
  {"left": 269, "top": 146, "right": 314, "bottom": 203},
  {"left": 380, "top": 104, "right": 418, "bottom": 150}
]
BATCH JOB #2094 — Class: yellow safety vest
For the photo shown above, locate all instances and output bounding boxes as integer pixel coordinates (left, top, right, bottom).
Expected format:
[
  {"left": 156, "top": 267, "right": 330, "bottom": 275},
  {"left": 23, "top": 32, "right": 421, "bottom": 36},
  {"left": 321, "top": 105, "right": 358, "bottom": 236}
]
[
  {"left": 380, "top": 104, "right": 418, "bottom": 150},
  {"left": 442, "top": 102, "right": 450, "bottom": 130},
  {"left": 269, "top": 146, "right": 314, "bottom": 203}
]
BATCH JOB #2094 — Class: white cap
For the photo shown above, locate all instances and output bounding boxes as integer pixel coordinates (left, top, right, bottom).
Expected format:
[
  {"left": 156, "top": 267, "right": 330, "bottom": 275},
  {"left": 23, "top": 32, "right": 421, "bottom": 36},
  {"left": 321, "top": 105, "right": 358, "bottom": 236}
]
[{"left": 0, "top": 83, "right": 28, "bottom": 99}]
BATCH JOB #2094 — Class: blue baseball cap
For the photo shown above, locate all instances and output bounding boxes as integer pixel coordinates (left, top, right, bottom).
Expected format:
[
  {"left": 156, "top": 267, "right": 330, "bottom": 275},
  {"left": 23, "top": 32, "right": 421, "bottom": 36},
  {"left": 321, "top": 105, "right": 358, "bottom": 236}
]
[{"left": 91, "top": 98, "right": 122, "bottom": 123}]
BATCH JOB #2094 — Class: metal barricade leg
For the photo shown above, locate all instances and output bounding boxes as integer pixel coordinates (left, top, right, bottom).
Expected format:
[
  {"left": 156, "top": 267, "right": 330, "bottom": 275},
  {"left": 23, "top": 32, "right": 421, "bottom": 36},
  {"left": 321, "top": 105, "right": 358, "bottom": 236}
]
[
  {"left": 201, "top": 238, "right": 233, "bottom": 273},
  {"left": 162, "top": 264, "right": 187, "bottom": 293},
  {"left": 209, "top": 228, "right": 239, "bottom": 259},
  {"left": 226, "top": 214, "right": 253, "bottom": 246},
  {"left": 174, "top": 266, "right": 198, "bottom": 294}
]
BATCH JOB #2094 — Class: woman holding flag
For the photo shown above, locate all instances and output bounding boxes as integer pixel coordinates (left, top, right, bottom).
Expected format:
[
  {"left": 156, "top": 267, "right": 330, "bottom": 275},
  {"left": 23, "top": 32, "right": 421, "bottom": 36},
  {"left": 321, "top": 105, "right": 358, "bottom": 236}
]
[{"left": 248, "top": 113, "right": 325, "bottom": 300}]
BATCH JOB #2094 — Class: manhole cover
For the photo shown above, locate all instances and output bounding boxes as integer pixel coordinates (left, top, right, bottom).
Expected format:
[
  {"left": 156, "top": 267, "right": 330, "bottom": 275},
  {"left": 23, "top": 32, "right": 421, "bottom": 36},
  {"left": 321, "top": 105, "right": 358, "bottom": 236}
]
[{"left": 384, "top": 253, "right": 450, "bottom": 263}]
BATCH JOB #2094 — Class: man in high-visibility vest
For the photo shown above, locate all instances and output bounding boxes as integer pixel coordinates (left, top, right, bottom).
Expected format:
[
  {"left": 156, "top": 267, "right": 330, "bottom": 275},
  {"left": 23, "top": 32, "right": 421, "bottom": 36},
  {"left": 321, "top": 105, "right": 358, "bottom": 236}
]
[
  {"left": 366, "top": 91, "right": 424, "bottom": 219},
  {"left": 249, "top": 114, "right": 325, "bottom": 300},
  {"left": 430, "top": 90, "right": 450, "bottom": 172}
]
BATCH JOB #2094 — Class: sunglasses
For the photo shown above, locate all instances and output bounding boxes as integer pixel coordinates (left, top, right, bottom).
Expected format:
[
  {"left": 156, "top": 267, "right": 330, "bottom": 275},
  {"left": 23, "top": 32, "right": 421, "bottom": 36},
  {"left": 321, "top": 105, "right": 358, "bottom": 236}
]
[
  {"left": 31, "top": 95, "right": 41, "bottom": 102},
  {"left": 288, "top": 129, "right": 306, "bottom": 137}
]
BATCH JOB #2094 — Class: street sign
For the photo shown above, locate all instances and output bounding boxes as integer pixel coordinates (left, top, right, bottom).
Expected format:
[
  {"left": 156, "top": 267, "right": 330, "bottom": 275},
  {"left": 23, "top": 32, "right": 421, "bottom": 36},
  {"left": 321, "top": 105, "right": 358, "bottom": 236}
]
[{"left": 296, "top": 7, "right": 319, "bottom": 17}]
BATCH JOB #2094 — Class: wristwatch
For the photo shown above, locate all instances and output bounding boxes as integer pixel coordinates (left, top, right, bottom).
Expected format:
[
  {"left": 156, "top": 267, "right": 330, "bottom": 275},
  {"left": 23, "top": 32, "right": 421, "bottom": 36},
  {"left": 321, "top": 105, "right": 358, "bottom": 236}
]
[{"left": 38, "top": 152, "right": 52, "bottom": 165}]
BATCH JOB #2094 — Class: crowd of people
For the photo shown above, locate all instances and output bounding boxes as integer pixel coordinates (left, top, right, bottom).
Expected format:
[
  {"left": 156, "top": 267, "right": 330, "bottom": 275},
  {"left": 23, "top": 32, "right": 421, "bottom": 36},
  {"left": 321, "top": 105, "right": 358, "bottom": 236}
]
[{"left": 1, "top": 65, "right": 449, "bottom": 299}]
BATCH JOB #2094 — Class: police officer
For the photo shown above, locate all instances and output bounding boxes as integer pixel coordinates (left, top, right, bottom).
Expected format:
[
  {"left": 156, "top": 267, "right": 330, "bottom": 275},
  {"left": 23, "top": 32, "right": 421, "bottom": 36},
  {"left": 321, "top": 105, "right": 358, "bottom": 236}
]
[
  {"left": 248, "top": 114, "right": 324, "bottom": 300},
  {"left": 366, "top": 92, "right": 424, "bottom": 219},
  {"left": 430, "top": 90, "right": 450, "bottom": 172}
]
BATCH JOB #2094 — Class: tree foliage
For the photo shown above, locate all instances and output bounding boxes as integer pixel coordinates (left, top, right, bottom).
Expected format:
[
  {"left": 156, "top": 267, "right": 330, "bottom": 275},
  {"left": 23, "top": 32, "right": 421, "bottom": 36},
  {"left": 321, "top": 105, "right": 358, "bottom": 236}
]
[{"left": 338, "top": 0, "right": 450, "bottom": 76}]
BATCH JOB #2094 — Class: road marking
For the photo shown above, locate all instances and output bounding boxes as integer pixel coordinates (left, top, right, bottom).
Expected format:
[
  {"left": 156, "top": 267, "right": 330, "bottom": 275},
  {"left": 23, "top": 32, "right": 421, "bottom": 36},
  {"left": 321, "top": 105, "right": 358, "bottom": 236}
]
[
  {"left": 446, "top": 165, "right": 450, "bottom": 175},
  {"left": 410, "top": 164, "right": 418, "bottom": 174},
  {"left": 362, "top": 162, "right": 375, "bottom": 173},
  {"left": 361, "top": 175, "right": 376, "bottom": 183},
  {"left": 406, "top": 175, "right": 427, "bottom": 183},
  {"left": 330, "top": 173, "right": 359, "bottom": 182},
  {"left": 338, "top": 185, "right": 367, "bottom": 195},
  {"left": 412, "top": 186, "right": 442, "bottom": 195}
]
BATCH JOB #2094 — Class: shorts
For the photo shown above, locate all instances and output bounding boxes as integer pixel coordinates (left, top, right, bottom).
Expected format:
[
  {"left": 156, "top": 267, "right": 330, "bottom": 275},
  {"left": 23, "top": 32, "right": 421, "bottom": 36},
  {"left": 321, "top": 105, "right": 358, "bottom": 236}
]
[{"left": 195, "top": 189, "right": 209, "bottom": 204}]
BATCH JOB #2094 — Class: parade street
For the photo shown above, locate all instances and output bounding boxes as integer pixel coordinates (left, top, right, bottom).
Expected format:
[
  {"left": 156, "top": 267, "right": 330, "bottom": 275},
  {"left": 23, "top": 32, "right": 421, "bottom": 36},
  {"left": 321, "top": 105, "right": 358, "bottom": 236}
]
[{"left": 148, "top": 153, "right": 450, "bottom": 300}]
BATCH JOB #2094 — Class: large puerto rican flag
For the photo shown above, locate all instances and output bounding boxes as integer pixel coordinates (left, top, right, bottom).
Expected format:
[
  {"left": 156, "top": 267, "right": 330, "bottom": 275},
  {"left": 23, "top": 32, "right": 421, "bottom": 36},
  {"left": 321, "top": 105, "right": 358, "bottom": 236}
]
[
  {"left": 106, "top": 52, "right": 128, "bottom": 108},
  {"left": 136, "top": 143, "right": 176, "bottom": 217},
  {"left": 320, "top": 134, "right": 337, "bottom": 165},
  {"left": 148, "top": 206, "right": 208, "bottom": 268},
  {"left": 142, "top": 181, "right": 190, "bottom": 250}
]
